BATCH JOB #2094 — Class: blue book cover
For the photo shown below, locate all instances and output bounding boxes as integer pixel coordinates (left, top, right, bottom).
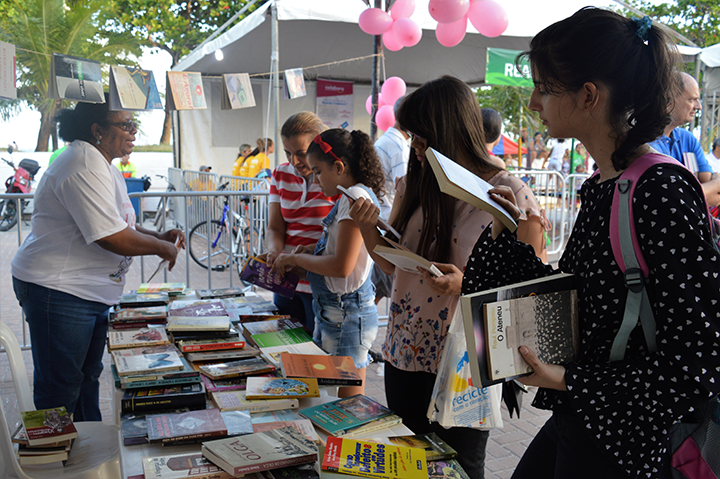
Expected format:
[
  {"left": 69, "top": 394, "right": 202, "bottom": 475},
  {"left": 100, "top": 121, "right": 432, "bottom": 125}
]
[{"left": 298, "top": 394, "right": 392, "bottom": 436}]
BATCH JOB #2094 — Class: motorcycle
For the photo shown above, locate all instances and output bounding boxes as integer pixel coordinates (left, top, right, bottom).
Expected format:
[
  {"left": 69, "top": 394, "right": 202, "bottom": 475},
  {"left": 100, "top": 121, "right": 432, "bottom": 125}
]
[{"left": 0, "top": 147, "right": 41, "bottom": 231}]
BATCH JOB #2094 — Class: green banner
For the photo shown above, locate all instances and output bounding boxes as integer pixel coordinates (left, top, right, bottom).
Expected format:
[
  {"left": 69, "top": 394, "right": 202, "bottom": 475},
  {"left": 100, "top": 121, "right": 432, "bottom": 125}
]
[{"left": 485, "top": 48, "right": 533, "bottom": 88}]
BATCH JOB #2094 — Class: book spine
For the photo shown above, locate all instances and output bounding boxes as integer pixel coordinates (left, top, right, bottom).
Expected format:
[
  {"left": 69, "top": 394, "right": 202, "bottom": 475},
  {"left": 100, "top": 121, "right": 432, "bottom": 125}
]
[
  {"left": 158, "top": 430, "right": 227, "bottom": 444},
  {"left": 315, "top": 378, "right": 363, "bottom": 386},
  {"left": 233, "top": 454, "right": 317, "bottom": 475},
  {"left": 121, "top": 376, "right": 201, "bottom": 389},
  {"left": 110, "top": 321, "right": 166, "bottom": 330},
  {"left": 121, "top": 393, "right": 205, "bottom": 414},
  {"left": 182, "top": 341, "right": 246, "bottom": 352}
]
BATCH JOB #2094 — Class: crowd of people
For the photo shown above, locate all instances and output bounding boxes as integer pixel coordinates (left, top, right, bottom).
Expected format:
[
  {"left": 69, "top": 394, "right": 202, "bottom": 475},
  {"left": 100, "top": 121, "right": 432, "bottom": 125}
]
[{"left": 9, "top": 6, "right": 720, "bottom": 479}]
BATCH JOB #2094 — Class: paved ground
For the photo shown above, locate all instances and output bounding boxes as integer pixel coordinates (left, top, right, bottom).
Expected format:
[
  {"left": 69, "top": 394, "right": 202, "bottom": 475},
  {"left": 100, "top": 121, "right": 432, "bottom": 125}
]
[{"left": 0, "top": 220, "right": 552, "bottom": 478}]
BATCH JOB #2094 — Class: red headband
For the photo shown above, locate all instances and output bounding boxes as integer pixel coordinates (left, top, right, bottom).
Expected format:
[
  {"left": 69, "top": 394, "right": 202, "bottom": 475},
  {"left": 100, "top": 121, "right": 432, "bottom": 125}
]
[{"left": 312, "top": 135, "right": 343, "bottom": 163}]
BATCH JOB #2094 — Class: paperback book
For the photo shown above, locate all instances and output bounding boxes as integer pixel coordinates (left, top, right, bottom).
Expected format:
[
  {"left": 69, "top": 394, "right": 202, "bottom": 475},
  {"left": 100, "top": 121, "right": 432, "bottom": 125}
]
[
  {"left": 221, "top": 73, "right": 256, "bottom": 110},
  {"left": 339, "top": 414, "right": 403, "bottom": 439},
  {"left": 112, "top": 344, "right": 184, "bottom": 377},
  {"left": 117, "top": 357, "right": 200, "bottom": 389},
  {"left": 186, "top": 348, "right": 260, "bottom": 363},
  {"left": 0, "top": 41, "right": 16, "bottom": 100},
  {"left": 200, "top": 375, "right": 249, "bottom": 395},
  {"left": 369, "top": 433, "right": 456, "bottom": 461},
  {"left": 166, "top": 71, "right": 207, "bottom": 110},
  {"left": 298, "top": 394, "right": 392, "bottom": 436},
  {"left": 196, "top": 287, "right": 246, "bottom": 300},
  {"left": 109, "top": 65, "right": 163, "bottom": 111},
  {"left": 145, "top": 408, "right": 253, "bottom": 444},
  {"left": 120, "top": 292, "right": 170, "bottom": 308},
  {"left": 240, "top": 257, "right": 300, "bottom": 298},
  {"left": 142, "top": 452, "right": 235, "bottom": 479},
  {"left": 212, "top": 390, "right": 299, "bottom": 413},
  {"left": 20, "top": 407, "right": 78, "bottom": 447},
  {"left": 199, "top": 357, "right": 276, "bottom": 380},
  {"left": 251, "top": 419, "right": 319, "bottom": 444},
  {"left": 178, "top": 337, "right": 246, "bottom": 353},
  {"left": 373, "top": 237, "right": 442, "bottom": 278},
  {"left": 322, "top": 436, "right": 427, "bottom": 479},
  {"left": 111, "top": 305, "right": 169, "bottom": 321},
  {"left": 108, "top": 327, "right": 170, "bottom": 350},
  {"left": 167, "top": 316, "right": 231, "bottom": 332},
  {"left": 284, "top": 68, "right": 307, "bottom": 99},
  {"left": 138, "top": 283, "right": 187, "bottom": 295},
  {"left": 427, "top": 459, "right": 471, "bottom": 479},
  {"left": 120, "top": 383, "right": 206, "bottom": 414},
  {"left": 281, "top": 353, "right": 362, "bottom": 386},
  {"left": 259, "top": 464, "right": 319, "bottom": 479},
  {"left": 169, "top": 299, "right": 229, "bottom": 317},
  {"left": 47, "top": 53, "right": 104, "bottom": 103},
  {"left": 245, "top": 377, "right": 320, "bottom": 400}
]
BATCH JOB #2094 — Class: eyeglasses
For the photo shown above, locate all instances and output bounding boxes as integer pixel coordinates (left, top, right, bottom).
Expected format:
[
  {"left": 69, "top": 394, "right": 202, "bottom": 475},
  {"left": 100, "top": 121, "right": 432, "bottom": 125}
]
[
  {"left": 408, "top": 132, "right": 425, "bottom": 142},
  {"left": 106, "top": 121, "right": 138, "bottom": 132}
]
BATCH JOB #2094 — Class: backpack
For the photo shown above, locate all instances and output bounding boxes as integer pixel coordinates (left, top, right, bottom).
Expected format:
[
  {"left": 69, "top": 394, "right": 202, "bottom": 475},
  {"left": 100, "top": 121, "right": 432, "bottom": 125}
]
[{"left": 603, "top": 153, "right": 720, "bottom": 479}]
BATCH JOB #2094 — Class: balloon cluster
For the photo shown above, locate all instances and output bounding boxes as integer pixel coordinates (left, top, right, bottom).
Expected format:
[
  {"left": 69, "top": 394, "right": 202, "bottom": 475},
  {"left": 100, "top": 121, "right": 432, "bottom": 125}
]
[
  {"left": 365, "top": 77, "right": 407, "bottom": 131},
  {"left": 432, "top": 0, "right": 508, "bottom": 47},
  {"left": 358, "top": 0, "right": 421, "bottom": 52}
]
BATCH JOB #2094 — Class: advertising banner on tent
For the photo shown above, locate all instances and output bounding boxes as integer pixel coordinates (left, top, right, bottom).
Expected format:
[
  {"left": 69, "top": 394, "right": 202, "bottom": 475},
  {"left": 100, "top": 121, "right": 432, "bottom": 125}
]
[
  {"left": 485, "top": 48, "right": 533, "bottom": 88},
  {"left": 316, "top": 79, "right": 353, "bottom": 130}
]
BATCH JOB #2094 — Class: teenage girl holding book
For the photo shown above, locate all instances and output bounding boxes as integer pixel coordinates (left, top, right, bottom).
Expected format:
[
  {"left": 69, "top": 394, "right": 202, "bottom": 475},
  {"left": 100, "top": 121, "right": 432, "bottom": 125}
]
[{"left": 272, "top": 128, "right": 385, "bottom": 398}]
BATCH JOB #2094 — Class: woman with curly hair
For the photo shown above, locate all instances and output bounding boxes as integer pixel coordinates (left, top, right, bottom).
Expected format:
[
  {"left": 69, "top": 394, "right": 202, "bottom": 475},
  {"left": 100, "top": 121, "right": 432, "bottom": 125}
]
[{"left": 272, "top": 128, "right": 385, "bottom": 397}]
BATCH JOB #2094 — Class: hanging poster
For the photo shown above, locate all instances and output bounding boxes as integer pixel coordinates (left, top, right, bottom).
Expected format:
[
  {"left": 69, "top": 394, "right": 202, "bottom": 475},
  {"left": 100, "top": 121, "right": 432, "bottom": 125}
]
[
  {"left": 316, "top": 79, "right": 353, "bottom": 130},
  {"left": 166, "top": 71, "right": 207, "bottom": 110},
  {"left": 283, "top": 68, "right": 306, "bottom": 99},
  {"left": 47, "top": 53, "right": 104, "bottom": 103},
  {"left": 0, "top": 41, "right": 16, "bottom": 100},
  {"left": 109, "top": 66, "right": 163, "bottom": 111},
  {"left": 221, "top": 73, "right": 256, "bottom": 110}
]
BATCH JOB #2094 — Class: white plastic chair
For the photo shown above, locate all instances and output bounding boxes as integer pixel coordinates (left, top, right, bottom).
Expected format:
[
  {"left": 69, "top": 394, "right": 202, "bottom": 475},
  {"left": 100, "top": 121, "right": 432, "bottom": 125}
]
[{"left": 0, "top": 321, "right": 122, "bottom": 479}]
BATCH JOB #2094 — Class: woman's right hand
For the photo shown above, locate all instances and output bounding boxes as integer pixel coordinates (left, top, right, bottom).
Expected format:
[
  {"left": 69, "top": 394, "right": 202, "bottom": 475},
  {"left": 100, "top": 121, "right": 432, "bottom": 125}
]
[
  {"left": 489, "top": 186, "right": 522, "bottom": 240},
  {"left": 160, "top": 239, "right": 180, "bottom": 270},
  {"left": 349, "top": 197, "right": 380, "bottom": 233}
]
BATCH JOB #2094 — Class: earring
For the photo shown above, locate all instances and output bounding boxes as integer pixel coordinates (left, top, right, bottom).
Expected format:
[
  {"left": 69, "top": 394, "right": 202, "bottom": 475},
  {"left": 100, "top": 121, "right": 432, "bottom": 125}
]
[{"left": 96, "top": 136, "right": 101, "bottom": 145}]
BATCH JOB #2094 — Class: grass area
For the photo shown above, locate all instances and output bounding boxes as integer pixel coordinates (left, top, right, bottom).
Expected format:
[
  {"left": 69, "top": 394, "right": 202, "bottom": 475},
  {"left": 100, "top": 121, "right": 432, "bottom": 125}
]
[{"left": 133, "top": 144, "right": 172, "bottom": 152}]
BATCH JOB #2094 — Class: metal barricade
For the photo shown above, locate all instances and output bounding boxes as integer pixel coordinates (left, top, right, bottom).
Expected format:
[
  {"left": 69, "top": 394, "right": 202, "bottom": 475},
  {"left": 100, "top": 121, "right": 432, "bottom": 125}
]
[
  {"left": 167, "top": 167, "right": 185, "bottom": 229},
  {"left": 220, "top": 175, "right": 271, "bottom": 261},
  {"left": 182, "top": 170, "right": 220, "bottom": 228}
]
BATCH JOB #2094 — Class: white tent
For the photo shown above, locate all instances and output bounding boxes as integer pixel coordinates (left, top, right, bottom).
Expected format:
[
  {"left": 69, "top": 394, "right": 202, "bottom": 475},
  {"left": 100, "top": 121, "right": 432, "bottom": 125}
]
[{"left": 172, "top": 0, "right": 621, "bottom": 173}]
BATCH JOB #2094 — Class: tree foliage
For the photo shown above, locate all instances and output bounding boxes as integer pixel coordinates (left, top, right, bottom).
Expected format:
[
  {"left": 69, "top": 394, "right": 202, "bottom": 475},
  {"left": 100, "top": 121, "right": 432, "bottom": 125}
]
[
  {"left": 625, "top": 0, "right": 720, "bottom": 48},
  {"left": 475, "top": 85, "right": 541, "bottom": 139}
]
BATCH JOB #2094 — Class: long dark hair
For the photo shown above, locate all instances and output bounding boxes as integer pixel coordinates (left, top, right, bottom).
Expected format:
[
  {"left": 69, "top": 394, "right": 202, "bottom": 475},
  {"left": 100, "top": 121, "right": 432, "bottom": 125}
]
[
  {"left": 393, "top": 75, "right": 501, "bottom": 263},
  {"left": 521, "top": 7, "right": 678, "bottom": 170}
]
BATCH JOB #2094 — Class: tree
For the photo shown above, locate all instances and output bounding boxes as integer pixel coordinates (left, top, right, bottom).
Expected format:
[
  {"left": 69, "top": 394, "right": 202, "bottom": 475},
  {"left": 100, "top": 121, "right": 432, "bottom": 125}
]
[
  {"left": 108, "top": 0, "right": 267, "bottom": 144},
  {"left": 623, "top": 0, "right": 720, "bottom": 48},
  {"left": 0, "top": 0, "right": 142, "bottom": 151}
]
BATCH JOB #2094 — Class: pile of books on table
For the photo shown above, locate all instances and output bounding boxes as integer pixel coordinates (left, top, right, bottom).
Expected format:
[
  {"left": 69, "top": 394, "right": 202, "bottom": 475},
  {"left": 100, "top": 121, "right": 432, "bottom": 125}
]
[{"left": 12, "top": 407, "right": 78, "bottom": 465}]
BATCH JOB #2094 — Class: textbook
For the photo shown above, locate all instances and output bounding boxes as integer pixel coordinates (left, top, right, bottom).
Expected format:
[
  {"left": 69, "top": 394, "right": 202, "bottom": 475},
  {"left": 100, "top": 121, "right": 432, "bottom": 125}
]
[
  {"left": 240, "top": 257, "right": 300, "bottom": 298},
  {"left": 201, "top": 427, "right": 318, "bottom": 476},
  {"left": 109, "top": 66, "right": 163, "bottom": 111},
  {"left": 166, "top": 71, "right": 207, "bottom": 110},
  {"left": 280, "top": 353, "right": 362, "bottom": 386},
  {"left": 245, "top": 377, "right": 320, "bottom": 400},
  {"left": 142, "top": 452, "right": 235, "bottom": 479},
  {"left": 425, "top": 147, "right": 517, "bottom": 232},
  {"left": 20, "top": 407, "right": 78, "bottom": 447},
  {"left": 373, "top": 236, "right": 442, "bottom": 278},
  {"left": 112, "top": 344, "right": 184, "bottom": 377},
  {"left": 221, "top": 73, "right": 256, "bottom": 110},
  {"left": 298, "top": 394, "right": 393, "bottom": 436},
  {"left": 322, "top": 436, "right": 428, "bottom": 479},
  {"left": 211, "top": 390, "right": 299, "bottom": 413},
  {"left": 47, "top": 53, "right": 104, "bottom": 103},
  {"left": 108, "top": 327, "right": 170, "bottom": 350},
  {"left": 460, "top": 272, "right": 578, "bottom": 387}
]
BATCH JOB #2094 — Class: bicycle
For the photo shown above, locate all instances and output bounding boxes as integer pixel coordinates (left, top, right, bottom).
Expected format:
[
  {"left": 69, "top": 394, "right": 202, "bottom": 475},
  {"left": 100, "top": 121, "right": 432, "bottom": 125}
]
[
  {"left": 187, "top": 182, "right": 262, "bottom": 276},
  {"left": 152, "top": 174, "right": 176, "bottom": 231}
]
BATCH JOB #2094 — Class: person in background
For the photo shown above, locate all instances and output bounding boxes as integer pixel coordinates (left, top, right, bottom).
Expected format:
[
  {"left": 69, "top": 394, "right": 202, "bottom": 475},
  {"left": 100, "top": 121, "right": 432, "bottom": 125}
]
[
  {"left": 264, "top": 112, "right": 336, "bottom": 333},
  {"left": 481, "top": 107, "right": 511, "bottom": 169},
  {"left": 231, "top": 143, "right": 253, "bottom": 177},
  {"left": 238, "top": 138, "right": 274, "bottom": 178},
  {"left": 48, "top": 143, "right": 69, "bottom": 167},
  {"left": 530, "top": 131, "right": 548, "bottom": 167},
  {"left": 706, "top": 138, "right": 720, "bottom": 173},
  {"left": 115, "top": 154, "right": 137, "bottom": 178},
  {"left": 11, "top": 97, "right": 184, "bottom": 421}
]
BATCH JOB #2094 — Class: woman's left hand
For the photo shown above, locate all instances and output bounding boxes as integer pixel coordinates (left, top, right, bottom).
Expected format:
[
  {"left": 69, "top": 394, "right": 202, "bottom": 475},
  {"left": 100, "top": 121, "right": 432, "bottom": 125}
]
[
  {"left": 420, "top": 262, "right": 464, "bottom": 296},
  {"left": 159, "top": 229, "right": 186, "bottom": 249},
  {"left": 271, "top": 253, "right": 296, "bottom": 277},
  {"left": 488, "top": 186, "right": 522, "bottom": 240},
  {"left": 516, "top": 346, "right": 567, "bottom": 391}
]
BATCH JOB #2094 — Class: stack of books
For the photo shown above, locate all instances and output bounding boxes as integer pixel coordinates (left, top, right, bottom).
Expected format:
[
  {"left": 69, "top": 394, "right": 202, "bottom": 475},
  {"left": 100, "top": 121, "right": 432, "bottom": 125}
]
[
  {"left": 13, "top": 407, "right": 78, "bottom": 465},
  {"left": 167, "top": 299, "right": 232, "bottom": 332},
  {"left": 252, "top": 328, "right": 328, "bottom": 367},
  {"left": 109, "top": 304, "right": 169, "bottom": 330},
  {"left": 137, "top": 282, "right": 188, "bottom": 296},
  {"left": 299, "top": 394, "right": 402, "bottom": 438}
]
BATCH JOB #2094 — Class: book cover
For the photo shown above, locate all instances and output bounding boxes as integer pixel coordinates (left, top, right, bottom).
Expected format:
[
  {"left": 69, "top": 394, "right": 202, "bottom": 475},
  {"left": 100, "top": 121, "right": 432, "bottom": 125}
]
[
  {"left": 170, "top": 328, "right": 240, "bottom": 344},
  {"left": 109, "top": 327, "right": 170, "bottom": 350},
  {"left": 252, "top": 328, "right": 313, "bottom": 348},
  {"left": 199, "top": 357, "right": 276, "bottom": 380},
  {"left": 242, "top": 319, "right": 300, "bottom": 337},
  {"left": 221, "top": 73, "right": 256, "bottom": 110},
  {"left": 261, "top": 342, "right": 329, "bottom": 368},
  {"left": 142, "top": 452, "right": 235, "bottom": 479},
  {"left": 372, "top": 433, "right": 456, "bottom": 461},
  {"left": 201, "top": 427, "right": 318, "bottom": 476},
  {"left": 120, "top": 383, "right": 206, "bottom": 414},
  {"left": 186, "top": 348, "right": 260, "bottom": 363},
  {"left": 146, "top": 408, "right": 228, "bottom": 444},
  {"left": 196, "top": 287, "right": 246, "bottom": 300},
  {"left": 167, "top": 316, "right": 232, "bottom": 332},
  {"left": 298, "top": 394, "right": 392, "bottom": 436},
  {"left": 251, "top": 419, "right": 319, "bottom": 444},
  {"left": 250, "top": 409, "right": 300, "bottom": 424},
  {"left": 112, "top": 344, "right": 184, "bottom": 376},
  {"left": 240, "top": 257, "right": 300, "bottom": 299},
  {"left": 200, "top": 375, "right": 248, "bottom": 395},
  {"left": 485, "top": 289, "right": 579, "bottom": 380},
  {"left": 340, "top": 414, "right": 403, "bottom": 439},
  {"left": 120, "top": 292, "right": 170, "bottom": 307},
  {"left": 0, "top": 41, "right": 16, "bottom": 100},
  {"left": 138, "top": 283, "right": 187, "bottom": 295},
  {"left": 109, "top": 66, "right": 163, "bottom": 111},
  {"left": 212, "top": 390, "right": 299, "bottom": 413},
  {"left": 119, "top": 357, "right": 200, "bottom": 388},
  {"left": 223, "top": 295, "right": 279, "bottom": 314},
  {"left": 425, "top": 147, "right": 517, "bottom": 232},
  {"left": 178, "top": 337, "right": 246, "bottom": 352},
  {"left": 460, "top": 273, "right": 577, "bottom": 387},
  {"left": 284, "top": 68, "right": 307, "bottom": 99},
  {"left": 112, "top": 305, "right": 169, "bottom": 321},
  {"left": 281, "top": 353, "right": 362, "bottom": 386},
  {"left": 427, "top": 459, "right": 471, "bottom": 479},
  {"left": 169, "top": 299, "right": 229, "bottom": 317},
  {"left": 245, "top": 377, "right": 320, "bottom": 400},
  {"left": 47, "top": 52, "right": 104, "bottom": 103},
  {"left": 20, "top": 407, "right": 78, "bottom": 446},
  {"left": 322, "top": 436, "right": 427, "bottom": 479},
  {"left": 166, "top": 71, "right": 207, "bottom": 110},
  {"left": 259, "top": 463, "right": 319, "bottom": 479},
  {"left": 121, "top": 412, "right": 152, "bottom": 445}
]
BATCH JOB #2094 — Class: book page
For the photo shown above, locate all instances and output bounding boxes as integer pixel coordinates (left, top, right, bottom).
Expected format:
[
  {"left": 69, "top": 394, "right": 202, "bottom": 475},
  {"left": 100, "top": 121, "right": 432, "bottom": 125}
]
[{"left": 374, "top": 245, "right": 442, "bottom": 277}]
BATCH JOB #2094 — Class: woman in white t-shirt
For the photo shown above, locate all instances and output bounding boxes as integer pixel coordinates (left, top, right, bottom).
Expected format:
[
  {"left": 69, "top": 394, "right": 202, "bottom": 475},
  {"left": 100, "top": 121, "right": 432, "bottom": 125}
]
[
  {"left": 11, "top": 97, "right": 185, "bottom": 421},
  {"left": 271, "top": 129, "right": 385, "bottom": 397}
]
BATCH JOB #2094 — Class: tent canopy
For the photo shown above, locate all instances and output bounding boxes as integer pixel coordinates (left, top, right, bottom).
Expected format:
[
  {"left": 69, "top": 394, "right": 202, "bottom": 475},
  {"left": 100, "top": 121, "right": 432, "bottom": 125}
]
[{"left": 492, "top": 134, "right": 527, "bottom": 156}]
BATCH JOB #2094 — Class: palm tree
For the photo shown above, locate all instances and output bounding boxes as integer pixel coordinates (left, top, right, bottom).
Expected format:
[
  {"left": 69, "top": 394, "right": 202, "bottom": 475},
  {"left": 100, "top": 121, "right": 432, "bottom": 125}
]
[{"left": 0, "top": 0, "right": 141, "bottom": 151}]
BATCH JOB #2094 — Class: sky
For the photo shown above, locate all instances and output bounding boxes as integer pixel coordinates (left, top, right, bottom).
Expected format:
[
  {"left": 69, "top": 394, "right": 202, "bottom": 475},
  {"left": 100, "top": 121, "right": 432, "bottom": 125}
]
[{"left": 0, "top": 48, "right": 173, "bottom": 152}]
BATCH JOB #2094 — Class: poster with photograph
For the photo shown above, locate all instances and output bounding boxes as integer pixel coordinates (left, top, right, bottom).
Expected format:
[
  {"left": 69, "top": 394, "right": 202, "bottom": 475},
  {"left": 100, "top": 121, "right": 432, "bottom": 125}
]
[{"left": 316, "top": 79, "right": 353, "bottom": 130}]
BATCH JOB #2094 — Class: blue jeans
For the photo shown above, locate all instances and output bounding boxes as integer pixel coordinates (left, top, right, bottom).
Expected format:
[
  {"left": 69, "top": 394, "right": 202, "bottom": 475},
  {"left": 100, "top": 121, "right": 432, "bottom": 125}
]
[
  {"left": 12, "top": 277, "right": 109, "bottom": 422},
  {"left": 308, "top": 272, "right": 378, "bottom": 369}
]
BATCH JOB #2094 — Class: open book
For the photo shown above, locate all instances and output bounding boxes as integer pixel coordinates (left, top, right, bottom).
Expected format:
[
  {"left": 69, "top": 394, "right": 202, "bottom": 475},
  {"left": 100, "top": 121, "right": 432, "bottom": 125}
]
[
  {"left": 425, "top": 148, "right": 518, "bottom": 232},
  {"left": 373, "top": 236, "right": 442, "bottom": 277}
]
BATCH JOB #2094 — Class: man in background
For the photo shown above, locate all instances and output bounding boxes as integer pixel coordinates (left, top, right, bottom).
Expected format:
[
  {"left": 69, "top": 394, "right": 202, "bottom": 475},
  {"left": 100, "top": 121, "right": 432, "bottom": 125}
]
[
  {"left": 707, "top": 139, "right": 720, "bottom": 173},
  {"left": 115, "top": 154, "right": 137, "bottom": 178}
]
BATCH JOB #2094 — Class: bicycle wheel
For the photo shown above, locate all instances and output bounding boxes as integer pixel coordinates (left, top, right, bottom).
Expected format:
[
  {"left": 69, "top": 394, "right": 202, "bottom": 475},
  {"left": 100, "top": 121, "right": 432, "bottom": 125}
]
[
  {"left": 235, "top": 226, "right": 262, "bottom": 277},
  {"left": 188, "top": 219, "right": 236, "bottom": 271},
  {"left": 0, "top": 199, "right": 18, "bottom": 231}
]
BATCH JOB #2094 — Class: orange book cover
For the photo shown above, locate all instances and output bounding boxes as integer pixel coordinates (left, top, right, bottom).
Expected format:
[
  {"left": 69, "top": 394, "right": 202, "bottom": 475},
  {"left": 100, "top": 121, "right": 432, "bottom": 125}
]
[{"left": 280, "top": 353, "right": 362, "bottom": 386}]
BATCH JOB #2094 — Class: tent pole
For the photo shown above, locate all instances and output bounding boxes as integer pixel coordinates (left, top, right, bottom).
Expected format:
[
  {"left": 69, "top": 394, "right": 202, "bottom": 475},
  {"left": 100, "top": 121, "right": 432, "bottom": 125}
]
[
  {"left": 370, "top": 0, "right": 382, "bottom": 142},
  {"left": 271, "top": 1, "right": 280, "bottom": 169}
]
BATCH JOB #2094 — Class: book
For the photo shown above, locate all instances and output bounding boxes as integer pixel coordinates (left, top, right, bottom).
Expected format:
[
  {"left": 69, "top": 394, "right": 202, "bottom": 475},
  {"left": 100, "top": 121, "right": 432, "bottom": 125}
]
[
  {"left": 252, "top": 328, "right": 313, "bottom": 348},
  {"left": 142, "top": 452, "right": 235, "bottom": 479},
  {"left": 20, "top": 407, "right": 78, "bottom": 447},
  {"left": 138, "top": 283, "right": 187, "bottom": 295},
  {"left": 221, "top": 73, "right": 256, "bottom": 110},
  {"left": 281, "top": 353, "right": 362, "bottom": 386},
  {"left": 212, "top": 390, "right": 299, "bottom": 413},
  {"left": 146, "top": 408, "right": 232, "bottom": 444},
  {"left": 298, "top": 394, "right": 393, "bottom": 436},
  {"left": 178, "top": 337, "right": 247, "bottom": 353},
  {"left": 200, "top": 375, "right": 249, "bottom": 396},
  {"left": 120, "top": 383, "right": 206, "bottom": 414},
  {"left": 340, "top": 414, "right": 403, "bottom": 439},
  {"left": 240, "top": 257, "right": 300, "bottom": 298},
  {"left": 166, "top": 71, "right": 207, "bottom": 110},
  {"left": 199, "top": 357, "right": 276, "bottom": 380},
  {"left": 169, "top": 299, "right": 229, "bottom": 317},
  {"left": 245, "top": 377, "right": 320, "bottom": 400},
  {"left": 460, "top": 272, "right": 577, "bottom": 387},
  {"left": 369, "top": 433, "right": 456, "bottom": 461},
  {"left": 109, "top": 65, "right": 163, "bottom": 111},
  {"left": 196, "top": 287, "right": 246, "bottom": 300},
  {"left": 242, "top": 318, "right": 300, "bottom": 338},
  {"left": 259, "top": 463, "right": 319, "bottom": 479},
  {"left": 683, "top": 152, "right": 700, "bottom": 176},
  {"left": 373, "top": 238, "right": 442, "bottom": 278},
  {"left": 0, "top": 41, "right": 16, "bottom": 100},
  {"left": 484, "top": 289, "right": 579, "bottom": 381},
  {"left": 427, "top": 459, "right": 471, "bottom": 479},
  {"left": 167, "top": 316, "right": 231, "bottom": 332},
  {"left": 47, "top": 53, "right": 104, "bottom": 103},
  {"left": 201, "top": 427, "right": 318, "bottom": 476},
  {"left": 251, "top": 419, "right": 320, "bottom": 444},
  {"left": 284, "top": 68, "right": 307, "bottom": 99},
  {"left": 186, "top": 348, "right": 260, "bottom": 363},
  {"left": 250, "top": 409, "right": 300, "bottom": 423},
  {"left": 169, "top": 328, "right": 241, "bottom": 344},
  {"left": 121, "top": 412, "right": 153, "bottom": 446},
  {"left": 223, "top": 295, "right": 279, "bottom": 314},
  {"left": 109, "top": 327, "right": 170, "bottom": 350},
  {"left": 120, "top": 292, "right": 170, "bottom": 308},
  {"left": 17, "top": 445, "right": 70, "bottom": 465},
  {"left": 112, "top": 344, "right": 184, "bottom": 377},
  {"left": 425, "top": 147, "right": 517, "bottom": 232},
  {"left": 322, "top": 436, "right": 427, "bottom": 479},
  {"left": 112, "top": 305, "right": 169, "bottom": 321},
  {"left": 117, "top": 357, "right": 200, "bottom": 389}
]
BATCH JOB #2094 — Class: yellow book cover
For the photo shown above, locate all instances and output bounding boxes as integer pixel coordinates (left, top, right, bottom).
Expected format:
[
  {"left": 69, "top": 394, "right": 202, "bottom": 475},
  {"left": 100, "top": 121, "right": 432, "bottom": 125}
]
[
  {"left": 244, "top": 377, "right": 320, "bottom": 399},
  {"left": 322, "top": 436, "right": 427, "bottom": 479}
]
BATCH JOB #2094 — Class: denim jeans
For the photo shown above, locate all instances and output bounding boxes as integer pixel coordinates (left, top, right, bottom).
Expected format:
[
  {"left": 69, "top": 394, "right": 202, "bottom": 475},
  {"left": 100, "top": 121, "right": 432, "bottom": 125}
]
[{"left": 12, "top": 277, "right": 109, "bottom": 421}]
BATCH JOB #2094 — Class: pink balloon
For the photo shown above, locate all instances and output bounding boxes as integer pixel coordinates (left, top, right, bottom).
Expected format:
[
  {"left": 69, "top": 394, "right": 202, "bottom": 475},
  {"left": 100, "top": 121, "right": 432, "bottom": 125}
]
[
  {"left": 428, "top": 0, "right": 470, "bottom": 24},
  {"left": 359, "top": 8, "right": 393, "bottom": 35},
  {"left": 383, "top": 29, "right": 403, "bottom": 51},
  {"left": 436, "top": 15, "right": 467, "bottom": 47},
  {"left": 381, "top": 77, "right": 407, "bottom": 105},
  {"left": 468, "top": 0, "right": 508, "bottom": 37},
  {"left": 378, "top": 93, "right": 386, "bottom": 107},
  {"left": 390, "top": 0, "right": 415, "bottom": 20},
  {"left": 365, "top": 93, "right": 385, "bottom": 114},
  {"left": 392, "top": 18, "right": 422, "bottom": 48},
  {"left": 376, "top": 104, "right": 396, "bottom": 132}
]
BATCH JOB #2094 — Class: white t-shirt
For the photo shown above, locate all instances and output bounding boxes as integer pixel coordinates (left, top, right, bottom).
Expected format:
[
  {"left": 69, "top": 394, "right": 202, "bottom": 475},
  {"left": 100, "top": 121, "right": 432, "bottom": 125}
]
[
  {"left": 321, "top": 185, "right": 374, "bottom": 295},
  {"left": 706, "top": 151, "right": 720, "bottom": 173},
  {"left": 11, "top": 140, "right": 135, "bottom": 305},
  {"left": 374, "top": 127, "right": 410, "bottom": 219}
]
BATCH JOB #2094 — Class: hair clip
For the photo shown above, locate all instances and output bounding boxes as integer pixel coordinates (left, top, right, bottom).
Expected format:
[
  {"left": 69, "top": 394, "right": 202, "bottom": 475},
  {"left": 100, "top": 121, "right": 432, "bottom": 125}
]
[
  {"left": 312, "top": 135, "right": 343, "bottom": 163},
  {"left": 632, "top": 16, "right": 652, "bottom": 43}
]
